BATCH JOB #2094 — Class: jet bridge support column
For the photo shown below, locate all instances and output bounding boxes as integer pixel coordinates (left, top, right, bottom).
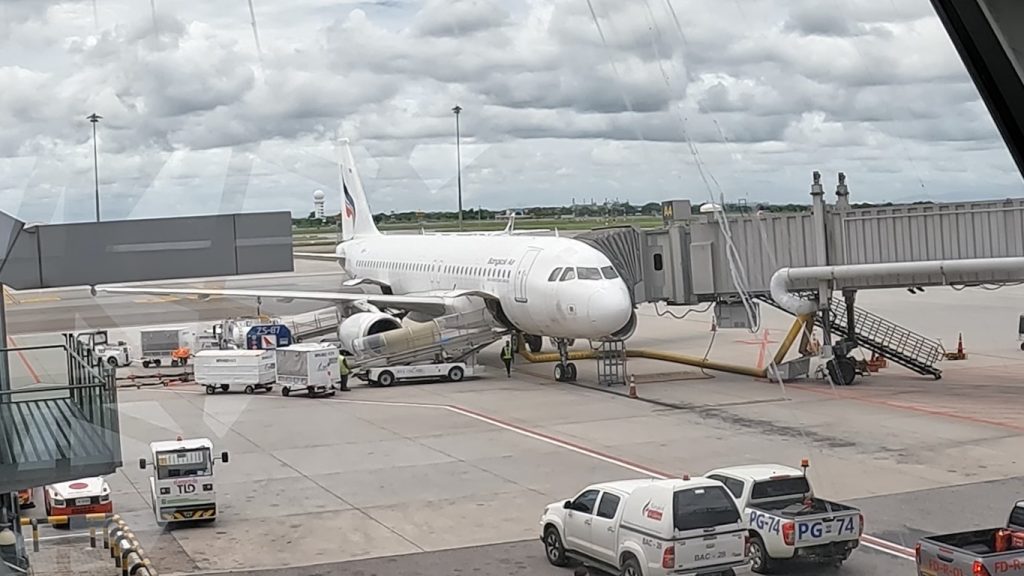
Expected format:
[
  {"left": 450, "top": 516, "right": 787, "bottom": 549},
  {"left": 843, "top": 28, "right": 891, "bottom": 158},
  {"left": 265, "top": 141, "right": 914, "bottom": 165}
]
[{"left": 809, "top": 172, "right": 837, "bottom": 371}]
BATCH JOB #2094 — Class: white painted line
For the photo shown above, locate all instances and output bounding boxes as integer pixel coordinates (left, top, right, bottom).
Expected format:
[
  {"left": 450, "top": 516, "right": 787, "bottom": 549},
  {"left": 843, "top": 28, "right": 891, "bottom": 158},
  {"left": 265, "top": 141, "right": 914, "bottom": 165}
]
[{"left": 140, "top": 387, "right": 919, "bottom": 562}]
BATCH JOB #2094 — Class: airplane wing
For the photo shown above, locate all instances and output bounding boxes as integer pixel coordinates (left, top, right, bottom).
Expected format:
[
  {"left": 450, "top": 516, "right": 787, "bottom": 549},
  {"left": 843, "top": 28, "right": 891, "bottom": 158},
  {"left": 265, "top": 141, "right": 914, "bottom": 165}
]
[
  {"left": 293, "top": 252, "right": 338, "bottom": 261},
  {"left": 96, "top": 286, "right": 451, "bottom": 316}
]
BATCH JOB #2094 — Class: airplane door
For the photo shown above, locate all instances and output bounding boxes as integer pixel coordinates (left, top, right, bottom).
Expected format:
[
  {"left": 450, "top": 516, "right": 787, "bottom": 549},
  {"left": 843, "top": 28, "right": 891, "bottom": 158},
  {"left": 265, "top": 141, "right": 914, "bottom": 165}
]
[
  {"left": 513, "top": 248, "right": 542, "bottom": 303},
  {"left": 430, "top": 260, "right": 442, "bottom": 289}
]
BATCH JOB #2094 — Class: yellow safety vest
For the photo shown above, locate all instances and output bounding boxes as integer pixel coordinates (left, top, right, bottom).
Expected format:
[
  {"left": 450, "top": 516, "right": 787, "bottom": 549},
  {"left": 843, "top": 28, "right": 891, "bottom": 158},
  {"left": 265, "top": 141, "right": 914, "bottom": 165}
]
[
  {"left": 339, "top": 356, "right": 350, "bottom": 375},
  {"left": 501, "top": 345, "right": 513, "bottom": 360}
]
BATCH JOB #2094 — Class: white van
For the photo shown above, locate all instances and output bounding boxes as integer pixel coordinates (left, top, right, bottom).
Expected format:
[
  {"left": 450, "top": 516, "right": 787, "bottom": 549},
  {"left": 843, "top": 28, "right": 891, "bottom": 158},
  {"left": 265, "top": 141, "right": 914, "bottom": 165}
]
[{"left": 540, "top": 477, "right": 750, "bottom": 576}]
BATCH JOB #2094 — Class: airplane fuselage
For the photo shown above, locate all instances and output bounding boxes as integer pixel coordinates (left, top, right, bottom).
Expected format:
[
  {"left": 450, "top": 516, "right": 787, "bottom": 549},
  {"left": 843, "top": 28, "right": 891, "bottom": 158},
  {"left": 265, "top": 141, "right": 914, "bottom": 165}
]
[{"left": 336, "top": 233, "right": 635, "bottom": 340}]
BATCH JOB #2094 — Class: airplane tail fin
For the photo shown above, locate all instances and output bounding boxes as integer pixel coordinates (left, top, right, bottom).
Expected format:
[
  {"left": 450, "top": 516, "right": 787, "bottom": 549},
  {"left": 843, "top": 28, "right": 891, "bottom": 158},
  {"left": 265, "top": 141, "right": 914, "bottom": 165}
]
[{"left": 337, "top": 138, "right": 381, "bottom": 240}]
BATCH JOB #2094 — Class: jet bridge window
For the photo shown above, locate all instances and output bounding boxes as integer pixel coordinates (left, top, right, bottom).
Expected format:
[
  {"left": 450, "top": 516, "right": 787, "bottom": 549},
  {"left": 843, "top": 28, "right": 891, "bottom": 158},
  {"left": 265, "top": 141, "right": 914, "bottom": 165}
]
[
  {"left": 547, "top": 268, "right": 563, "bottom": 281},
  {"left": 576, "top": 267, "right": 602, "bottom": 280},
  {"left": 559, "top": 268, "right": 576, "bottom": 281},
  {"left": 601, "top": 266, "right": 619, "bottom": 279}
]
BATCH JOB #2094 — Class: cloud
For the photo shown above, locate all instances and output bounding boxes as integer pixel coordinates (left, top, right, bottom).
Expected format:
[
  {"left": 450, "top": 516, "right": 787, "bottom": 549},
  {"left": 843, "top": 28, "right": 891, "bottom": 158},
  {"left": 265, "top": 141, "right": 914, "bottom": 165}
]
[{"left": 0, "top": 0, "right": 1020, "bottom": 224}]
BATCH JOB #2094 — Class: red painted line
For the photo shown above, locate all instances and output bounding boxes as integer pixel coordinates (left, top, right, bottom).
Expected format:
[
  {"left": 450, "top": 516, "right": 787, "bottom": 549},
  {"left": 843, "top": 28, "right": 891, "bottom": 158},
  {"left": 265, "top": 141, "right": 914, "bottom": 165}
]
[
  {"left": 451, "top": 404, "right": 680, "bottom": 479},
  {"left": 862, "top": 534, "right": 915, "bottom": 557},
  {"left": 786, "top": 381, "right": 1024, "bottom": 433},
  {"left": 7, "top": 335, "right": 41, "bottom": 384}
]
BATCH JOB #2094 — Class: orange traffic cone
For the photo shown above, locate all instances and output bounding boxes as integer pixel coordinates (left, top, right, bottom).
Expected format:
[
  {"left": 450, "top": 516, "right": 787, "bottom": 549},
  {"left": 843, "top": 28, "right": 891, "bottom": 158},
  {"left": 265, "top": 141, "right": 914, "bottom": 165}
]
[{"left": 628, "top": 374, "right": 637, "bottom": 398}]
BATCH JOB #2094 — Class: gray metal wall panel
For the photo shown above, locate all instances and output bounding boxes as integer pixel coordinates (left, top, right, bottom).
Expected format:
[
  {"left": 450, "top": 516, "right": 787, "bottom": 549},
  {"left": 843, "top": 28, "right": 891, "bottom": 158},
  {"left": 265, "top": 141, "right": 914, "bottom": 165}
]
[
  {"left": 37, "top": 216, "right": 239, "bottom": 287},
  {"left": 690, "top": 241, "right": 716, "bottom": 295},
  {"left": 0, "top": 211, "right": 294, "bottom": 289},
  {"left": 836, "top": 199, "right": 1024, "bottom": 266},
  {"left": 233, "top": 212, "right": 295, "bottom": 275},
  {"left": 688, "top": 212, "right": 817, "bottom": 297},
  {"left": 2, "top": 229, "right": 42, "bottom": 290}
]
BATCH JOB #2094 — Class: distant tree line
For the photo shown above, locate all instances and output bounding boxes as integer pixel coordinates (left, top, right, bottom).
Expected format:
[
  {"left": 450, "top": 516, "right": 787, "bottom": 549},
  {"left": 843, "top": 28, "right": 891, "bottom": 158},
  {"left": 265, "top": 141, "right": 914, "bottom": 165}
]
[{"left": 292, "top": 200, "right": 938, "bottom": 227}]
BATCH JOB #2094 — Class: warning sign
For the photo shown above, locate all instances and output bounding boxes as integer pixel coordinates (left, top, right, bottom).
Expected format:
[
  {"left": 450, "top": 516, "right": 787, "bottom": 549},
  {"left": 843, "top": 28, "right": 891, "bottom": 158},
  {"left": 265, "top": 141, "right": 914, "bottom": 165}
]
[{"left": 261, "top": 335, "right": 276, "bottom": 349}]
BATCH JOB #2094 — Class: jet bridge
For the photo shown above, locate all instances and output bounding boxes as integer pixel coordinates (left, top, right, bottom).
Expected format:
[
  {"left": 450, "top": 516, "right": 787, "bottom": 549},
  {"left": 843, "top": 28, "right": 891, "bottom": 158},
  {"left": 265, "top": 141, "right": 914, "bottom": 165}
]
[{"left": 578, "top": 172, "right": 1024, "bottom": 385}]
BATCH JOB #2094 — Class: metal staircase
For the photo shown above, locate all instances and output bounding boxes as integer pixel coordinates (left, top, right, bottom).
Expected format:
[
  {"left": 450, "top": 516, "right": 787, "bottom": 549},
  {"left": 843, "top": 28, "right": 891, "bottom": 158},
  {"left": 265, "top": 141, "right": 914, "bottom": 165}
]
[
  {"left": 594, "top": 340, "right": 627, "bottom": 386},
  {"left": 756, "top": 295, "right": 945, "bottom": 380}
]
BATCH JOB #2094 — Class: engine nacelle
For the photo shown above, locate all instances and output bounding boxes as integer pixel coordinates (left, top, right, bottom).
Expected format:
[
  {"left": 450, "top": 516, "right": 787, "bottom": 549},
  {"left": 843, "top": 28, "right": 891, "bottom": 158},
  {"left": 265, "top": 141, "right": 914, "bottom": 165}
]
[{"left": 336, "top": 312, "right": 402, "bottom": 354}]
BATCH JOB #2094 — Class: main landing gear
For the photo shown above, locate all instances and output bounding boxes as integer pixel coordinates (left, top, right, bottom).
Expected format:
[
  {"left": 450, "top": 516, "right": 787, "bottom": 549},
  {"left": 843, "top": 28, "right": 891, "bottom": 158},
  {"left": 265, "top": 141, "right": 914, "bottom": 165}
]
[{"left": 553, "top": 338, "right": 577, "bottom": 382}]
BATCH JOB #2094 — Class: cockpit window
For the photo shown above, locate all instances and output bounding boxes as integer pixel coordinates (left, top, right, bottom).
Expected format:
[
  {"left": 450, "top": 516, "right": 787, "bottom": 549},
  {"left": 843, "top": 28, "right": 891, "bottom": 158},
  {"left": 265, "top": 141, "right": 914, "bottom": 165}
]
[
  {"left": 559, "top": 268, "right": 576, "bottom": 281},
  {"left": 577, "top": 267, "right": 602, "bottom": 280},
  {"left": 601, "top": 266, "right": 619, "bottom": 279},
  {"left": 548, "top": 268, "right": 563, "bottom": 282}
]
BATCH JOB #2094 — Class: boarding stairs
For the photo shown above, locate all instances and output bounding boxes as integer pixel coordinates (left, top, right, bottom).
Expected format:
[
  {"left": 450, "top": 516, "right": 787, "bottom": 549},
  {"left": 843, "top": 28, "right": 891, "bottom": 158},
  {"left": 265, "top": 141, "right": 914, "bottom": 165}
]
[
  {"left": 756, "top": 294, "right": 945, "bottom": 380},
  {"left": 594, "top": 340, "right": 627, "bottom": 386}
]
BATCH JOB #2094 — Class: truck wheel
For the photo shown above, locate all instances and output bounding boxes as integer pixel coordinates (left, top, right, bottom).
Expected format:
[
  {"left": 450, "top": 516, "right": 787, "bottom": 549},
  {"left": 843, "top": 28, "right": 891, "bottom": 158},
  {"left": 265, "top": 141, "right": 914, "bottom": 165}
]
[
  {"left": 542, "top": 526, "right": 568, "bottom": 567},
  {"left": 619, "top": 556, "right": 641, "bottom": 576},
  {"left": 447, "top": 366, "right": 464, "bottom": 382},
  {"left": 282, "top": 387, "right": 290, "bottom": 397},
  {"left": 107, "top": 357, "right": 118, "bottom": 367},
  {"left": 205, "top": 386, "right": 216, "bottom": 395},
  {"left": 154, "top": 359, "right": 162, "bottom": 368},
  {"left": 748, "top": 536, "right": 773, "bottom": 574},
  {"left": 244, "top": 385, "right": 255, "bottom": 394},
  {"left": 142, "top": 360, "right": 151, "bottom": 368},
  {"left": 378, "top": 371, "right": 395, "bottom": 387}
]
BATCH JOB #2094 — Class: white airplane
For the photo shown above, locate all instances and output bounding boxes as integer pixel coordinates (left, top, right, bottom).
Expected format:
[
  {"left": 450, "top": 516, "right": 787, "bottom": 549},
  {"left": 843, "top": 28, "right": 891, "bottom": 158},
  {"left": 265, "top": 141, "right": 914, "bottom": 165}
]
[{"left": 99, "top": 139, "right": 636, "bottom": 382}]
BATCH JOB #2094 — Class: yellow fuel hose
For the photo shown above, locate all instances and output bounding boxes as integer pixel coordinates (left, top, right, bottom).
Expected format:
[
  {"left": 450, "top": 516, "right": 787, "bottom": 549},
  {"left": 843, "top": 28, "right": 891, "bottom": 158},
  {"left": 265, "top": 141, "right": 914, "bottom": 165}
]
[{"left": 516, "top": 316, "right": 808, "bottom": 380}]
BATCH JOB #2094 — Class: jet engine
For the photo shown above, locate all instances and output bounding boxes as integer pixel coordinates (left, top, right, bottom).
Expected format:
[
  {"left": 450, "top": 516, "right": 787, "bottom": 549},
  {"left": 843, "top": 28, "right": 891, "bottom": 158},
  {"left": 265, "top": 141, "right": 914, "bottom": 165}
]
[{"left": 336, "top": 312, "right": 403, "bottom": 354}]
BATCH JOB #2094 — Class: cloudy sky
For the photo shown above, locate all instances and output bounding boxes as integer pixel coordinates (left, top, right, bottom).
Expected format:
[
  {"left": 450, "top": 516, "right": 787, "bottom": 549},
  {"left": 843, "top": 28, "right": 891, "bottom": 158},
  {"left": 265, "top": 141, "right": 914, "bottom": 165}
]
[{"left": 0, "top": 0, "right": 1021, "bottom": 223}]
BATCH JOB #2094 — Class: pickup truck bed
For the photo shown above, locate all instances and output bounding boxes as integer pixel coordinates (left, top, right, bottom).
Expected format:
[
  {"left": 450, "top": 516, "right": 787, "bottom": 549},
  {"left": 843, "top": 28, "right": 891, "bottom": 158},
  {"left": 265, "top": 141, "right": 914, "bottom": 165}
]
[
  {"left": 919, "top": 529, "right": 1024, "bottom": 576},
  {"left": 754, "top": 497, "right": 856, "bottom": 517}
]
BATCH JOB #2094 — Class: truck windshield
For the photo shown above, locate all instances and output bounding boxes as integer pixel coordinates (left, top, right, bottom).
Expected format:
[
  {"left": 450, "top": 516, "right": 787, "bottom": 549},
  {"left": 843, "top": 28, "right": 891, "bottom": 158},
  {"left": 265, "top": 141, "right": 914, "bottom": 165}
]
[
  {"left": 156, "top": 449, "right": 212, "bottom": 480},
  {"left": 674, "top": 486, "right": 741, "bottom": 531},
  {"left": 751, "top": 477, "right": 811, "bottom": 500}
]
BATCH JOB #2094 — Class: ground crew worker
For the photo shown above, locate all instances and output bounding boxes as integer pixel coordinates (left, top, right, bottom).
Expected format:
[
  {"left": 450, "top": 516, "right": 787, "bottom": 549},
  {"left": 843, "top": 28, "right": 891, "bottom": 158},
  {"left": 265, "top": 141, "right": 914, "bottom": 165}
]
[
  {"left": 501, "top": 340, "right": 514, "bottom": 377},
  {"left": 338, "top": 352, "right": 351, "bottom": 391}
]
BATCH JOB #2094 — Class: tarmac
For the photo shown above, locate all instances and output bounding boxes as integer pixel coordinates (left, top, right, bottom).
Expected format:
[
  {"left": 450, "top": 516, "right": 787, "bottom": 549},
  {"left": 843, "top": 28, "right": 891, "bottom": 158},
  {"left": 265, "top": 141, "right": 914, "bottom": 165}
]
[{"left": 13, "top": 258, "right": 1024, "bottom": 576}]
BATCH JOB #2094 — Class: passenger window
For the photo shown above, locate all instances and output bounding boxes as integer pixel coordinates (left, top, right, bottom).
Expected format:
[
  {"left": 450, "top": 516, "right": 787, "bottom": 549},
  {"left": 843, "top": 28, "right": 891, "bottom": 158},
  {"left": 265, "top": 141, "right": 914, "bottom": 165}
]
[
  {"left": 548, "top": 268, "right": 563, "bottom": 282},
  {"left": 559, "top": 268, "right": 576, "bottom": 281},
  {"left": 572, "top": 489, "right": 600, "bottom": 514},
  {"left": 653, "top": 253, "right": 663, "bottom": 271},
  {"left": 577, "top": 267, "right": 601, "bottom": 280},
  {"left": 601, "top": 266, "right": 619, "bottom": 279},
  {"left": 597, "top": 493, "right": 621, "bottom": 519}
]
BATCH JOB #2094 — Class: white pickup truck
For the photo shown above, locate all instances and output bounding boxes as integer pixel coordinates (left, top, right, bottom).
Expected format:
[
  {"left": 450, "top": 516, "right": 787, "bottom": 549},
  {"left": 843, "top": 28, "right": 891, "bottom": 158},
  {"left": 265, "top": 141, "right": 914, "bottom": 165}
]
[
  {"left": 916, "top": 500, "right": 1024, "bottom": 576},
  {"left": 539, "top": 477, "right": 750, "bottom": 576},
  {"left": 705, "top": 462, "right": 862, "bottom": 573}
]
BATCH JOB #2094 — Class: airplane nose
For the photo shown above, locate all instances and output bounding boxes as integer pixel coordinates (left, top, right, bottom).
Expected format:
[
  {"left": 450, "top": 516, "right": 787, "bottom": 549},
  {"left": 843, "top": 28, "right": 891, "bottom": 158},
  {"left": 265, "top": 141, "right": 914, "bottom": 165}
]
[{"left": 586, "top": 285, "right": 633, "bottom": 336}]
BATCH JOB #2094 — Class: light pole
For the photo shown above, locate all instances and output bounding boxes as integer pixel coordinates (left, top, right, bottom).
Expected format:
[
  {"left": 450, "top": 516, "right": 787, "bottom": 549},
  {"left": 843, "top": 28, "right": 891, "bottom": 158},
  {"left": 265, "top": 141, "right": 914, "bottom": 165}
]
[
  {"left": 452, "top": 105, "right": 463, "bottom": 232},
  {"left": 87, "top": 113, "right": 102, "bottom": 222}
]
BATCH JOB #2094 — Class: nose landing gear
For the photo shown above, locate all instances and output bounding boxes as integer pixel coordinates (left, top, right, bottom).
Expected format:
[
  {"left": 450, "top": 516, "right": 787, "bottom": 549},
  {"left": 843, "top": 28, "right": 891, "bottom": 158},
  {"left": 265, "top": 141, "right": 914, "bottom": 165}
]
[{"left": 553, "top": 338, "right": 577, "bottom": 382}]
